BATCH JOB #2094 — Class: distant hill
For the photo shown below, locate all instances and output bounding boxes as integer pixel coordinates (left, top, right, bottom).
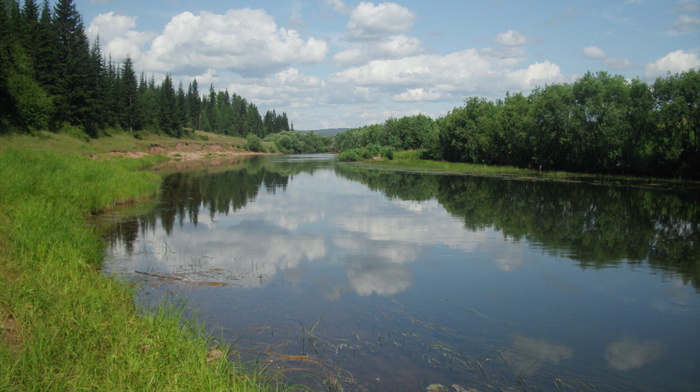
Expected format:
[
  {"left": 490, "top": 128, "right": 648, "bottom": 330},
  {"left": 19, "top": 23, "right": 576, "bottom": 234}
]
[{"left": 297, "top": 128, "right": 352, "bottom": 137}]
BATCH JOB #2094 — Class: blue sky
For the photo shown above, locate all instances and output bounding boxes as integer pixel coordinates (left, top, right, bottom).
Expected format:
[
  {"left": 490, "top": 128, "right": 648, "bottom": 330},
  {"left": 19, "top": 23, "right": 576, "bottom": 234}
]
[{"left": 79, "top": 0, "right": 700, "bottom": 130}]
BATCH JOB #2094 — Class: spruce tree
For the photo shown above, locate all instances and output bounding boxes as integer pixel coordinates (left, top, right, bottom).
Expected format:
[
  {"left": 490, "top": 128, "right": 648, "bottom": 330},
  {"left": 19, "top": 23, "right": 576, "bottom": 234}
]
[
  {"left": 186, "top": 79, "right": 201, "bottom": 130},
  {"left": 52, "top": 0, "right": 92, "bottom": 130},
  {"left": 121, "top": 56, "right": 140, "bottom": 132},
  {"left": 158, "top": 74, "right": 179, "bottom": 136},
  {"left": 34, "top": 0, "right": 55, "bottom": 90}
]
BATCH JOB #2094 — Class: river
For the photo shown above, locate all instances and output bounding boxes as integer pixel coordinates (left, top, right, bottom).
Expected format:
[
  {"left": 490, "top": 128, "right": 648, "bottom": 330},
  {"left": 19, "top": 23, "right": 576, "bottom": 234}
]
[{"left": 103, "top": 154, "right": 700, "bottom": 392}]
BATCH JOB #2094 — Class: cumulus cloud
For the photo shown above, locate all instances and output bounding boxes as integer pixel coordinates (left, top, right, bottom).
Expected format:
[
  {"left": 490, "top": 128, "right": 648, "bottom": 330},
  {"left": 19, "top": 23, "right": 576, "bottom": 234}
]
[
  {"left": 645, "top": 50, "right": 700, "bottom": 79},
  {"left": 224, "top": 68, "right": 326, "bottom": 110},
  {"left": 141, "top": 9, "right": 328, "bottom": 76},
  {"left": 582, "top": 46, "right": 634, "bottom": 71},
  {"left": 506, "top": 61, "right": 566, "bottom": 90},
  {"left": 493, "top": 30, "right": 530, "bottom": 46},
  {"left": 87, "top": 12, "right": 155, "bottom": 62},
  {"left": 329, "top": 51, "right": 565, "bottom": 103},
  {"left": 604, "top": 57, "right": 634, "bottom": 70},
  {"left": 582, "top": 46, "right": 607, "bottom": 59},
  {"left": 346, "top": 2, "right": 416, "bottom": 40},
  {"left": 333, "top": 34, "right": 425, "bottom": 66}
]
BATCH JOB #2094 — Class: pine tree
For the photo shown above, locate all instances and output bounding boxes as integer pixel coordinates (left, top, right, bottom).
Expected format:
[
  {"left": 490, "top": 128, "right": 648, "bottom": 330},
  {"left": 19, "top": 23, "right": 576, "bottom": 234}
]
[
  {"left": 86, "top": 36, "right": 105, "bottom": 131},
  {"left": 158, "top": 74, "right": 179, "bottom": 136},
  {"left": 176, "top": 82, "right": 187, "bottom": 130},
  {"left": 52, "top": 0, "right": 93, "bottom": 130},
  {"left": 121, "top": 56, "right": 140, "bottom": 132},
  {"left": 186, "top": 79, "right": 201, "bottom": 130},
  {"left": 19, "top": 0, "right": 40, "bottom": 72},
  {"left": 34, "top": 0, "right": 55, "bottom": 90}
]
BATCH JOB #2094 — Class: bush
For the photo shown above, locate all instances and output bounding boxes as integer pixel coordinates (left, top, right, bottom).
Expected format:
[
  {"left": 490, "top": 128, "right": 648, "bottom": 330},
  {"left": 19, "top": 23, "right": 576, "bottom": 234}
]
[
  {"left": 381, "top": 146, "right": 395, "bottom": 160},
  {"left": 244, "top": 134, "right": 263, "bottom": 152},
  {"left": 338, "top": 149, "right": 361, "bottom": 161}
]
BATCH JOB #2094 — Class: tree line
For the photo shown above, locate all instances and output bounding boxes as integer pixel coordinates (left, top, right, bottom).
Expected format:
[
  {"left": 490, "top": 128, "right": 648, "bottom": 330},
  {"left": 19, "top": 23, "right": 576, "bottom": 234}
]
[
  {"left": 334, "top": 70, "right": 699, "bottom": 178},
  {"left": 0, "top": 0, "right": 292, "bottom": 138}
]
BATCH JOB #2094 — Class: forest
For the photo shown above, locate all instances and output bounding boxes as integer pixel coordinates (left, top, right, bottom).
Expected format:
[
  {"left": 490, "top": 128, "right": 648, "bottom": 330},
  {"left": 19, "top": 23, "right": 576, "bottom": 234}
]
[
  {"left": 0, "top": 0, "right": 292, "bottom": 139},
  {"left": 336, "top": 70, "right": 699, "bottom": 178}
]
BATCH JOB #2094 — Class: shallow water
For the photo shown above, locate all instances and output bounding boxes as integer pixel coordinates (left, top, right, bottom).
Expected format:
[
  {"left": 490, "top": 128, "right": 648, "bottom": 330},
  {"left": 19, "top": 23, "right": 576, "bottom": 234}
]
[{"left": 104, "top": 154, "right": 700, "bottom": 392}]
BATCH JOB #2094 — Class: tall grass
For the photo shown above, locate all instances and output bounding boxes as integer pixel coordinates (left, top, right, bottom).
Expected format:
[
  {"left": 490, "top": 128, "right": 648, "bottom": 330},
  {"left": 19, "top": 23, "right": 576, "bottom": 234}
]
[{"left": 0, "top": 149, "right": 278, "bottom": 391}]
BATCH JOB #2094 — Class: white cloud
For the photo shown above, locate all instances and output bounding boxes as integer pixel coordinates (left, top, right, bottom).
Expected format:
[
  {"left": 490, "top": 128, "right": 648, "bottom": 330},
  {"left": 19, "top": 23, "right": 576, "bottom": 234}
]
[
  {"left": 582, "top": 46, "right": 607, "bottom": 59},
  {"left": 505, "top": 61, "right": 566, "bottom": 90},
  {"left": 325, "top": 0, "right": 351, "bottom": 14},
  {"left": 604, "top": 57, "right": 634, "bottom": 70},
  {"left": 645, "top": 50, "right": 700, "bottom": 79},
  {"left": 582, "top": 46, "right": 634, "bottom": 70},
  {"left": 141, "top": 9, "right": 328, "bottom": 76},
  {"left": 87, "top": 12, "right": 136, "bottom": 42},
  {"left": 346, "top": 2, "right": 416, "bottom": 40},
  {"left": 87, "top": 12, "right": 155, "bottom": 62},
  {"left": 493, "top": 30, "right": 530, "bottom": 46},
  {"left": 333, "top": 34, "right": 425, "bottom": 66},
  {"left": 330, "top": 51, "right": 565, "bottom": 103},
  {"left": 674, "top": 14, "right": 700, "bottom": 32},
  {"left": 393, "top": 88, "right": 442, "bottom": 102}
]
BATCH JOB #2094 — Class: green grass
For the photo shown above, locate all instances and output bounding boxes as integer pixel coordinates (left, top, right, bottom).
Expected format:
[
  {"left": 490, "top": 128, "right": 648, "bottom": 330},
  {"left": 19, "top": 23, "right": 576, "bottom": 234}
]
[
  {"left": 352, "top": 150, "right": 700, "bottom": 189},
  {"left": 0, "top": 147, "right": 282, "bottom": 391}
]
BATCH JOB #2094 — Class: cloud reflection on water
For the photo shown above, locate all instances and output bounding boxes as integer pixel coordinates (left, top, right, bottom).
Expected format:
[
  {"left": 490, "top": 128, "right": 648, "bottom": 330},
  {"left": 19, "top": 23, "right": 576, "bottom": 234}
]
[
  {"left": 110, "top": 170, "right": 504, "bottom": 296},
  {"left": 605, "top": 336, "right": 665, "bottom": 371}
]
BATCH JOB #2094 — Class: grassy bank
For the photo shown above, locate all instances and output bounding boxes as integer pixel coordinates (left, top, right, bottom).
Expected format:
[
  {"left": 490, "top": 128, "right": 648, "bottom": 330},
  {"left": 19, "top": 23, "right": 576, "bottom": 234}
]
[
  {"left": 0, "top": 128, "right": 276, "bottom": 158},
  {"left": 0, "top": 145, "right": 276, "bottom": 390},
  {"left": 352, "top": 150, "right": 700, "bottom": 189}
]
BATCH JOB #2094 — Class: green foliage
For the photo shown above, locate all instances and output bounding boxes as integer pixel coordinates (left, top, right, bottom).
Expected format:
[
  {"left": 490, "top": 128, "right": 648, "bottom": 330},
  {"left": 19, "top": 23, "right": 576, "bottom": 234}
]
[
  {"left": 265, "top": 130, "right": 331, "bottom": 154},
  {"left": 0, "top": 148, "right": 280, "bottom": 391},
  {"left": 333, "top": 115, "right": 436, "bottom": 153},
  {"left": 435, "top": 70, "right": 700, "bottom": 178},
  {"left": 244, "top": 133, "right": 263, "bottom": 152},
  {"left": 337, "top": 145, "right": 395, "bottom": 161}
]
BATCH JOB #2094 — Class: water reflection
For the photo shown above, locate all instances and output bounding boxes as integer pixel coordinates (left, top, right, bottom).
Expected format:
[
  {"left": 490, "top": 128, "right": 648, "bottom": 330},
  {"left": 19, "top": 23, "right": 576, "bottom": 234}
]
[
  {"left": 605, "top": 336, "right": 665, "bottom": 371},
  {"left": 334, "top": 166, "right": 700, "bottom": 287},
  {"left": 502, "top": 334, "right": 574, "bottom": 375},
  {"left": 103, "top": 156, "right": 700, "bottom": 391}
]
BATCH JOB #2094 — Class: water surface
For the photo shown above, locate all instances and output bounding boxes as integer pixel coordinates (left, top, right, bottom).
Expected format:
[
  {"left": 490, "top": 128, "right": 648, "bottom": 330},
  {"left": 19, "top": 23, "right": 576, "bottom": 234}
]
[{"left": 104, "top": 155, "right": 700, "bottom": 392}]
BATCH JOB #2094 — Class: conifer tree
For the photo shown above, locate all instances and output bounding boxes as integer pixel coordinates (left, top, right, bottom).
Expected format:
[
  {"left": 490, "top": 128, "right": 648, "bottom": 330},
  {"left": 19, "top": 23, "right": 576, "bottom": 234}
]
[
  {"left": 52, "top": 0, "right": 93, "bottom": 130},
  {"left": 158, "top": 74, "right": 179, "bottom": 135},
  {"left": 121, "top": 56, "right": 140, "bottom": 132},
  {"left": 187, "top": 79, "right": 201, "bottom": 129},
  {"left": 34, "top": 0, "right": 55, "bottom": 89}
]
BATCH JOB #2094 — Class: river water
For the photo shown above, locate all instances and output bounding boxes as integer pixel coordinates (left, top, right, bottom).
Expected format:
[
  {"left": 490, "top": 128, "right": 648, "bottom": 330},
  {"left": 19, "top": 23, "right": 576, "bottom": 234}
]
[{"left": 103, "top": 154, "right": 699, "bottom": 392}]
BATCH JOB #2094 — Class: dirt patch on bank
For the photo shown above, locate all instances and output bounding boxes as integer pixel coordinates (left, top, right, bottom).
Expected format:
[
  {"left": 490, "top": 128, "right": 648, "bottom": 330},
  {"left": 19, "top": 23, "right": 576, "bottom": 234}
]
[
  {"left": 106, "top": 142, "right": 263, "bottom": 160},
  {"left": 1, "top": 307, "right": 22, "bottom": 355}
]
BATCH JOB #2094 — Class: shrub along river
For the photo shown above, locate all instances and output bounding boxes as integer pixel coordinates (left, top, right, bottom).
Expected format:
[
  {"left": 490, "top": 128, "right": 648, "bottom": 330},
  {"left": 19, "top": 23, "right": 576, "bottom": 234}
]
[{"left": 103, "top": 154, "right": 699, "bottom": 392}]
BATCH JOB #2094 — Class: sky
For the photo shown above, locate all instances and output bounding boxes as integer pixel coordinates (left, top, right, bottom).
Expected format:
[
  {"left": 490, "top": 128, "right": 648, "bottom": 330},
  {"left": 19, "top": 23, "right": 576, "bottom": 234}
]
[{"left": 79, "top": 0, "right": 700, "bottom": 130}]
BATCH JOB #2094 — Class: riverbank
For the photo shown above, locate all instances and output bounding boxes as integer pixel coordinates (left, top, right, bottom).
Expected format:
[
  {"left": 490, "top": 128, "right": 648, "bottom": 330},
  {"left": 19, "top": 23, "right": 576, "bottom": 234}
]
[
  {"left": 0, "top": 129, "right": 274, "bottom": 161},
  {"left": 351, "top": 151, "right": 700, "bottom": 191},
  {"left": 0, "top": 133, "right": 279, "bottom": 391}
]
